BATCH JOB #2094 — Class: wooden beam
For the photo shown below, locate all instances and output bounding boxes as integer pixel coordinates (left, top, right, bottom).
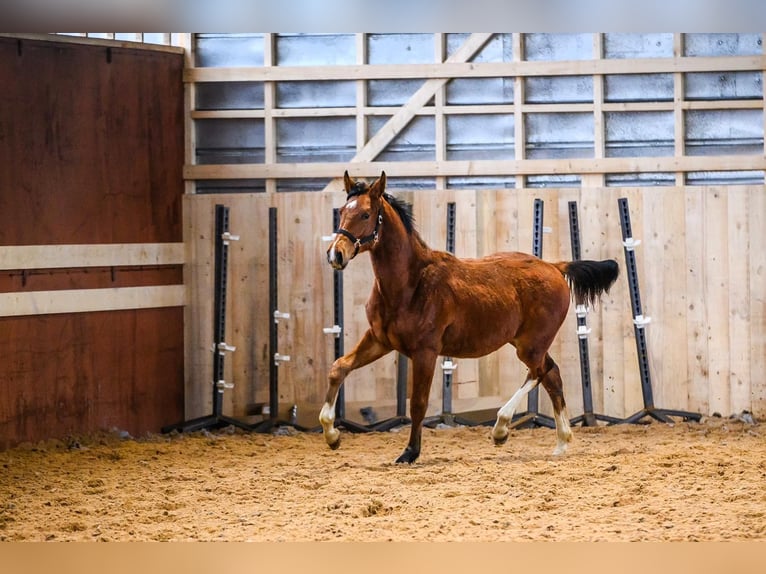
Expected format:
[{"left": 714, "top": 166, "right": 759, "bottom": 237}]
[
  {"left": 0, "top": 243, "right": 185, "bottom": 271},
  {"left": 185, "top": 154, "right": 766, "bottom": 181},
  {"left": 0, "top": 285, "right": 186, "bottom": 317},
  {"left": 1, "top": 33, "right": 184, "bottom": 54},
  {"left": 184, "top": 55, "right": 766, "bottom": 83},
  {"left": 321, "top": 33, "right": 494, "bottom": 191}
]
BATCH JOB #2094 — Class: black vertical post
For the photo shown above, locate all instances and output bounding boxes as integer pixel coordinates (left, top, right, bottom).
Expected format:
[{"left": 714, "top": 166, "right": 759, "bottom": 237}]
[
  {"left": 441, "top": 202, "right": 457, "bottom": 415},
  {"left": 211, "top": 204, "right": 228, "bottom": 417},
  {"left": 268, "top": 206, "right": 279, "bottom": 420},
  {"left": 332, "top": 208, "right": 346, "bottom": 419},
  {"left": 162, "top": 204, "right": 250, "bottom": 433},
  {"left": 617, "top": 197, "right": 700, "bottom": 425},
  {"left": 568, "top": 201, "right": 621, "bottom": 426},
  {"left": 252, "top": 207, "right": 308, "bottom": 433},
  {"left": 510, "top": 198, "right": 556, "bottom": 429}
]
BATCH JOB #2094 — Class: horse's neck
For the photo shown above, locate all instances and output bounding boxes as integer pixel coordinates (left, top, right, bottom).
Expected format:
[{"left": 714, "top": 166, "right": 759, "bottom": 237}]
[{"left": 370, "top": 216, "right": 430, "bottom": 306}]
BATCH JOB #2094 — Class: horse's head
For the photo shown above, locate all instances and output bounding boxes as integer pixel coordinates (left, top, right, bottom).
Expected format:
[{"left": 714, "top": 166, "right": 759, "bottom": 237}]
[{"left": 327, "top": 171, "right": 386, "bottom": 270}]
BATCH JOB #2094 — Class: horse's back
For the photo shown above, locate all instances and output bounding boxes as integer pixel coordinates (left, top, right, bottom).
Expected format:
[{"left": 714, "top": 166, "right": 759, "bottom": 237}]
[{"left": 432, "top": 250, "right": 571, "bottom": 357}]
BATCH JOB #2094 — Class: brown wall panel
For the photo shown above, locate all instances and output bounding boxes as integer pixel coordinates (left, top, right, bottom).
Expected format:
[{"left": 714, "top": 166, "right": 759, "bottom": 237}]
[
  {"left": 0, "top": 36, "right": 185, "bottom": 448},
  {"left": 0, "top": 36, "right": 184, "bottom": 245},
  {"left": 0, "top": 308, "right": 184, "bottom": 449}
]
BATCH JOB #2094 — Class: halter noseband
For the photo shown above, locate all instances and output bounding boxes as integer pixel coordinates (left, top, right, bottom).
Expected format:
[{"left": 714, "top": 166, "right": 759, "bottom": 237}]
[{"left": 334, "top": 182, "right": 383, "bottom": 258}]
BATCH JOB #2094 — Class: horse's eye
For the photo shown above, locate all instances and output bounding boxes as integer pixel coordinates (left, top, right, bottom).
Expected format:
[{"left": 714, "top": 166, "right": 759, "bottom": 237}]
[{"left": 361, "top": 213, "right": 371, "bottom": 220}]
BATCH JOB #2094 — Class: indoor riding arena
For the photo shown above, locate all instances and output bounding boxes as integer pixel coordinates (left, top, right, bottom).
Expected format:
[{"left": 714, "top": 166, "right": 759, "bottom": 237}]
[{"left": 1, "top": 33, "right": 765, "bottom": 543}]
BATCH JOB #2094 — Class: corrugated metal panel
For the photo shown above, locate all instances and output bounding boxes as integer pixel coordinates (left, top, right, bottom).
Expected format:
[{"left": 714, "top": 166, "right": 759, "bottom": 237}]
[
  {"left": 446, "top": 114, "right": 513, "bottom": 161},
  {"left": 684, "top": 33, "right": 762, "bottom": 56},
  {"left": 276, "top": 33, "right": 355, "bottom": 66},
  {"left": 604, "top": 33, "right": 674, "bottom": 58},
  {"left": 526, "top": 76, "right": 593, "bottom": 103},
  {"left": 195, "top": 33, "right": 264, "bottom": 67},
  {"left": 526, "top": 113, "right": 594, "bottom": 159},
  {"left": 685, "top": 109, "right": 763, "bottom": 156},
  {"left": 195, "top": 119, "right": 265, "bottom": 164},
  {"left": 276, "top": 117, "right": 356, "bottom": 163},
  {"left": 524, "top": 33, "right": 592, "bottom": 61},
  {"left": 605, "top": 74, "right": 674, "bottom": 102},
  {"left": 605, "top": 111, "right": 674, "bottom": 158}
]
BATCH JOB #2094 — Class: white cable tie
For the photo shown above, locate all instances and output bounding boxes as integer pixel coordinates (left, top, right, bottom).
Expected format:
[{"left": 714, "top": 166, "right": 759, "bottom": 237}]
[
  {"left": 274, "top": 353, "right": 291, "bottom": 365},
  {"left": 633, "top": 315, "right": 651, "bottom": 328},
  {"left": 623, "top": 237, "right": 641, "bottom": 251},
  {"left": 322, "top": 325, "right": 342, "bottom": 336},
  {"left": 321, "top": 233, "right": 337, "bottom": 242},
  {"left": 542, "top": 226, "right": 552, "bottom": 234},
  {"left": 575, "top": 304, "right": 588, "bottom": 318},
  {"left": 273, "top": 310, "right": 291, "bottom": 323},
  {"left": 216, "top": 380, "right": 234, "bottom": 390}
]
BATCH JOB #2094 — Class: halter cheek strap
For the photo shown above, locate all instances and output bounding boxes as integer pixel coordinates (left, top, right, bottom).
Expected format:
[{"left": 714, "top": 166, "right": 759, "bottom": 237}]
[{"left": 335, "top": 210, "right": 382, "bottom": 258}]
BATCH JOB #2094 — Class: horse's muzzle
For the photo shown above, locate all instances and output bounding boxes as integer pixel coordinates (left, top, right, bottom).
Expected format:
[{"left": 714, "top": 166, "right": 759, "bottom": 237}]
[{"left": 327, "top": 244, "right": 348, "bottom": 270}]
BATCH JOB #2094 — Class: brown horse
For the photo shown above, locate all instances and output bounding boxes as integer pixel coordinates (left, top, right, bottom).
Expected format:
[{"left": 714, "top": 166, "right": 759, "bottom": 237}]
[{"left": 320, "top": 172, "right": 619, "bottom": 464}]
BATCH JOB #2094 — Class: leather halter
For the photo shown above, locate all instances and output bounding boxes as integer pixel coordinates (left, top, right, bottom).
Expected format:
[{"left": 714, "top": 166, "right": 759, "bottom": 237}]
[{"left": 334, "top": 183, "right": 383, "bottom": 258}]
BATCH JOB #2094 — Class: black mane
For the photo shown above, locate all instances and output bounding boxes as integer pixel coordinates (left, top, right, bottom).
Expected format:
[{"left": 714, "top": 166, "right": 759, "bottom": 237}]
[
  {"left": 346, "top": 180, "right": 417, "bottom": 236},
  {"left": 383, "top": 193, "right": 416, "bottom": 235}
]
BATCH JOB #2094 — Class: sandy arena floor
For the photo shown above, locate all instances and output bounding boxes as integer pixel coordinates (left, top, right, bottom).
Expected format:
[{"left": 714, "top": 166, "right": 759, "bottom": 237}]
[{"left": 1, "top": 416, "right": 764, "bottom": 542}]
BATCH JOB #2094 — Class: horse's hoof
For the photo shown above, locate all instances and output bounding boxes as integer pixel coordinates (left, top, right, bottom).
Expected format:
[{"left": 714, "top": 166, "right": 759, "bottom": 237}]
[
  {"left": 492, "top": 433, "right": 509, "bottom": 446},
  {"left": 394, "top": 448, "right": 419, "bottom": 464},
  {"left": 328, "top": 436, "right": 341, "bottom": 450}
]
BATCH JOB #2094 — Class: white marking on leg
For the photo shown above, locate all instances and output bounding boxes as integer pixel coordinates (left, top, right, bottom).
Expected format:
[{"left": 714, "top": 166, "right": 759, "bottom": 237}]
[
  {"left": 492, "top": 378, "right": 538, "bottom": 442},
  {"left": 319, "top": 400, "right": 340, "bottom": 446},
  {"left": 552, "top": 408, "right": 572, "bottom": 456}
]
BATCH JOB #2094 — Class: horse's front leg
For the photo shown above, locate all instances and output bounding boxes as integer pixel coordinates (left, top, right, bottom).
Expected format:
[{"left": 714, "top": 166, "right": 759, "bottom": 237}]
[
  {"left": 395, "top": 349, "right": 437, "bottom": 464},
  {"left": 319, "top": 329, "right": 390, "bottom": 449}
]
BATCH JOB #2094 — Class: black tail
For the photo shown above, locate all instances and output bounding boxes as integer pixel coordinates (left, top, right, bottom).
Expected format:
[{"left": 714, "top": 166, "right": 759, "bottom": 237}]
[{"left": 557, "top": 259, "right": 619, "bottom": 307}]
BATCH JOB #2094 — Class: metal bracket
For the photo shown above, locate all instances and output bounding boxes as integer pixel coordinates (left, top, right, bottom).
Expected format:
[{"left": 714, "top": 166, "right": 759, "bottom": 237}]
[
  {"left": 217, "top": 342, "right": 236, "bottom": 354},
  {"left": 441, "top": 359, "right": 457, "bottom": 373},
  {"left": 274, "top": 353, "right": 291, "bottom": 366},
  {"left": 273, "top": 310, "right": 291, "bottom": 323},
  {"left": 633, "top": 314, "right": 652, "bottom": 328},
  {"left": 221, "top": 231, "right": 240, "bottom": 245},
  {"left": 622, "top": 237, "right": 642, "bottom": 251},
  {"left": 576, "top": 325, "right": 592, "bottom": 339},
  {"left": 323, "top": 325, "right": 342, "bottom": 337},
  {"left": 575, "top": 304, "right": 589, "bottom": 318}
]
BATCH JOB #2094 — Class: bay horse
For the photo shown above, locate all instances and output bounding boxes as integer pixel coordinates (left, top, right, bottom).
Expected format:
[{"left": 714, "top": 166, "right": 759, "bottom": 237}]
[{"left": 320, "top": 171, "right": 619, "bottom": 464}]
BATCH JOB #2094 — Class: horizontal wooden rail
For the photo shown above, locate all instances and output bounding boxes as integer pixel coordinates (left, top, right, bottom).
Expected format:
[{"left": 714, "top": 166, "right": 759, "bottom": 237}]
[
  {"left": 191, "top": 99, "right": 764, "bottom": 121},
  {"left": 0, "top": 243, "right": 185, "bottom": 271},
  {"left": 185, "top": 55, "right": 766, "bottom": 83},
  {"left": 0, "top": 285, "right": 186, "bottom": 317},
  {"left": 0, "top": 33, "right": 185, "bottom": 54},
  {"left": 184, "top": 155, "right": 766, "bottom": 181}
]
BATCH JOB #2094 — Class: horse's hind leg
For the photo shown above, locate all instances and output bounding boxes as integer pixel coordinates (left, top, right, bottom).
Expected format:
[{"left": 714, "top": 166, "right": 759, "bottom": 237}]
[
  {"left": 319, "top": 329, "right": 390, "bottom": 449},
  {"left": 538, "top": 354, "right": 572, "bottom": 455},
  {"left": 491, "top": 375, "right": 538, "bottom": 445}
]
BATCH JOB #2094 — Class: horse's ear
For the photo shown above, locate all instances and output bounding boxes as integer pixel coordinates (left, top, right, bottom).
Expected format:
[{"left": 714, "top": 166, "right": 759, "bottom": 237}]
[
  {"left": 343, "top": 170, "right": 353, "bottom": 193},
  {"left": 370, "top": 171, "right": 386, "bottom": 199}
]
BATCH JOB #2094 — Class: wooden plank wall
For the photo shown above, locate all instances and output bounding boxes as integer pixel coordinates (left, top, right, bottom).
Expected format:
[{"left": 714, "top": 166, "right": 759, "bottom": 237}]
[
  {"left": 185, "top": 185, "right": 766, "bottom": 426},
  {"left": 0, "top": 36, "right": 186, "bottom": 448}
]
